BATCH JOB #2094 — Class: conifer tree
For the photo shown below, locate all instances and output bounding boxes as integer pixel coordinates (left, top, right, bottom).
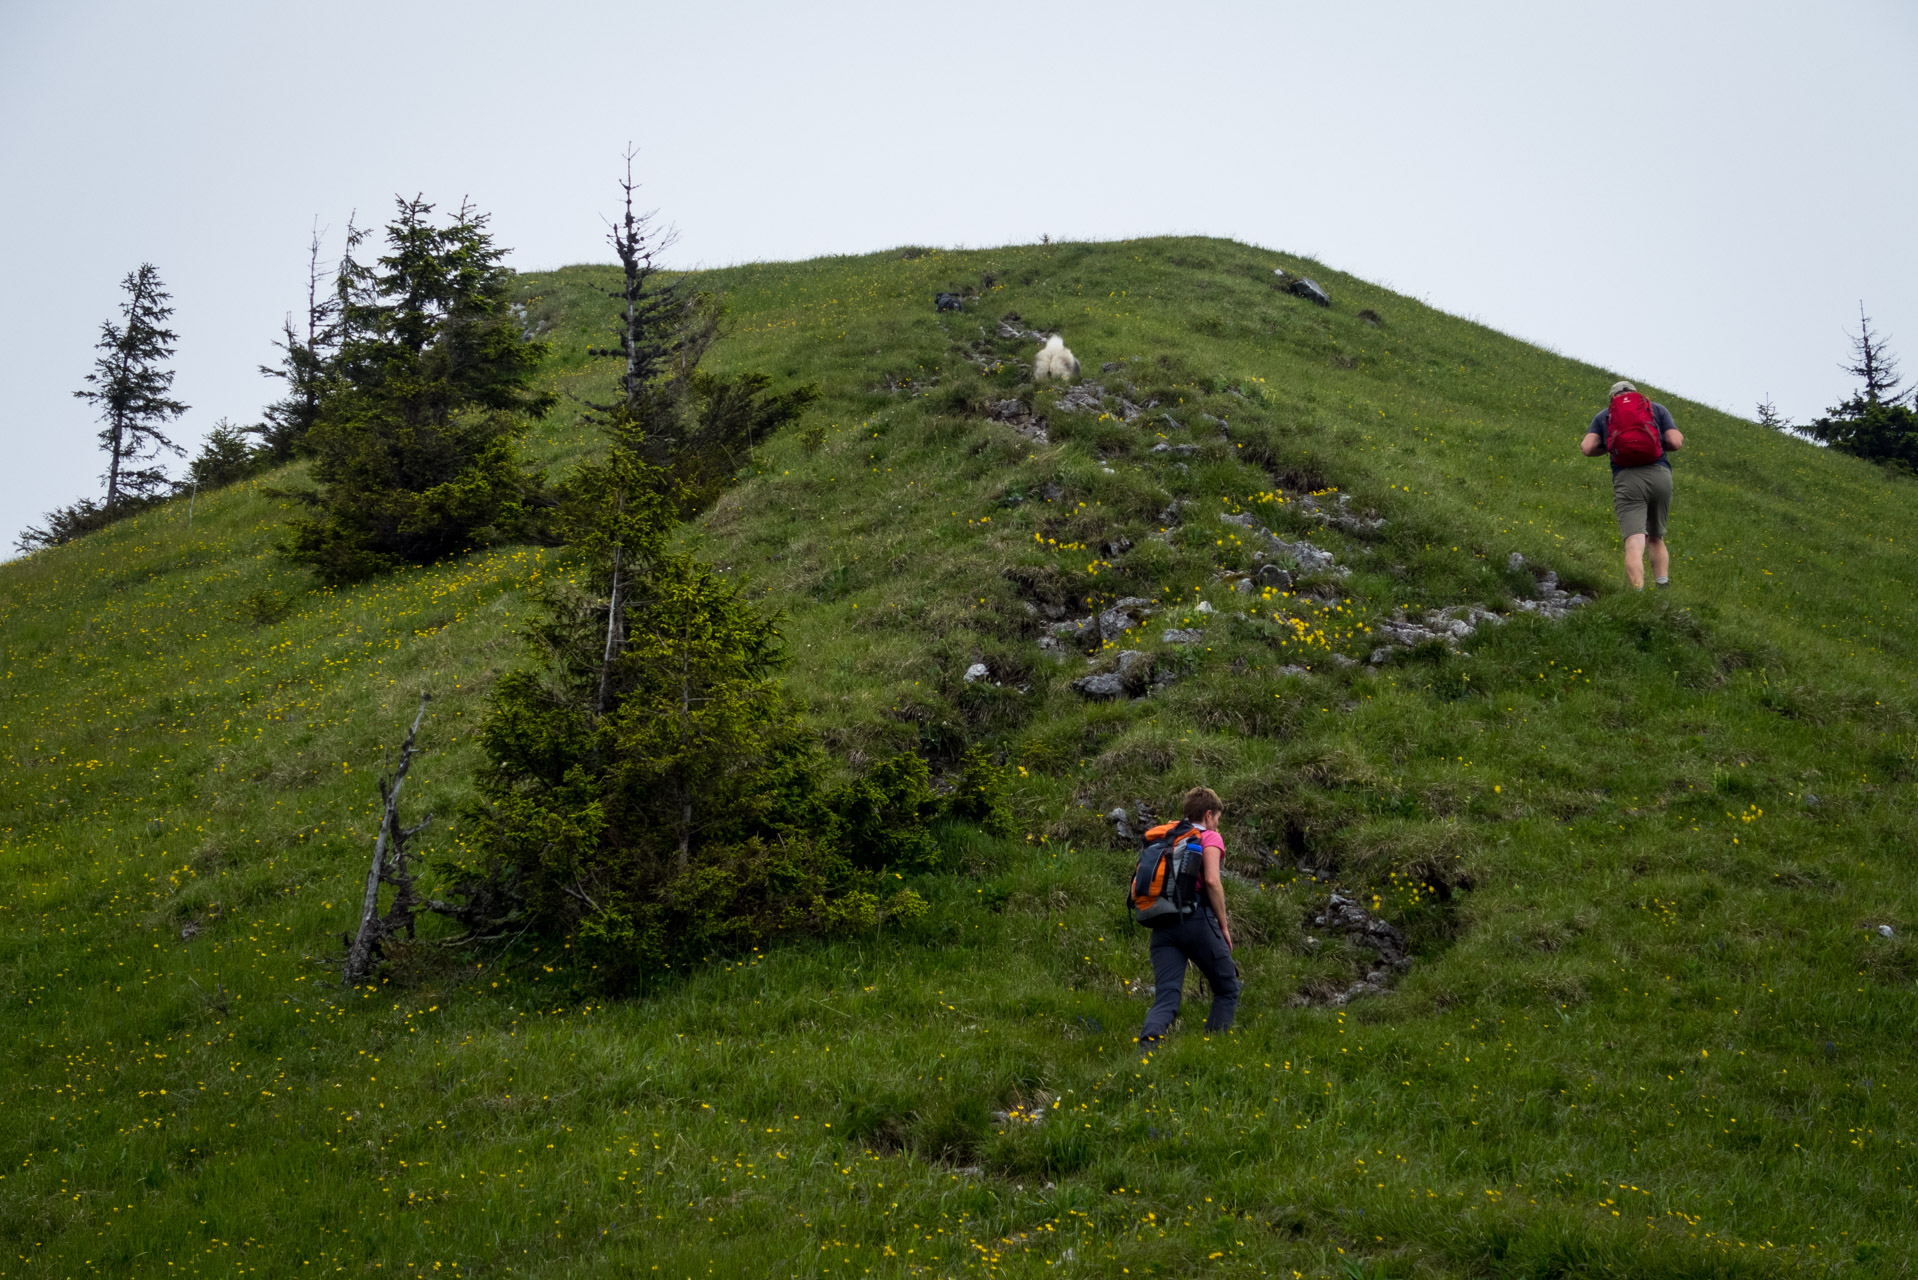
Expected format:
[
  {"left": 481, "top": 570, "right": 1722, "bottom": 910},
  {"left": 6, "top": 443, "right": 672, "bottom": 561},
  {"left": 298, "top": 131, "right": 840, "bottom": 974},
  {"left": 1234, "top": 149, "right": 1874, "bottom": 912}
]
[
  {"left": 422, "top": 164, "right": 971, "bottom": 988},
  {"left": 444, "top": 455, "right": 862, "bottom": 985},
  {"left": 283, "top": 197, "right": 553, "bottom": 584},
  {"left": 1755, "top": 396, "right": 1792, "bottom": 433},
  {"left": 79, "top": 264, "right": 188, "bottom": 509},
  {"left": 441, "top": 443, "right": 981, "bottom": 985},
  {"left": 1809, "top": 304, "right": 1918, "bottom": 471},
  {"left": 251, "top": 221, "right": 342, "bottom": 463},
  {"left": 585, "top": 153, "right": 817, "bottom": 517},
  {"left": 18, "top": 265, "right": 188, "bottom": 552},
  {"left": 185, "top": 420, "right": 259, "bottom": 490},
  {"left": 1839, "top": 304, "right": 1904, "bottom": 406}
]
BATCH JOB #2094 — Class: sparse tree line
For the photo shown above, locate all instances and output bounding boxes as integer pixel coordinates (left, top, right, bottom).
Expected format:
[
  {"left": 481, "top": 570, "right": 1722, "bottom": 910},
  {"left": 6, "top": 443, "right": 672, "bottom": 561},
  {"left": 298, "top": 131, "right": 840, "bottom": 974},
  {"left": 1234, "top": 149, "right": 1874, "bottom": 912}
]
[{"left": 26, "top": 161, "right": 1010, "bottom": 989}]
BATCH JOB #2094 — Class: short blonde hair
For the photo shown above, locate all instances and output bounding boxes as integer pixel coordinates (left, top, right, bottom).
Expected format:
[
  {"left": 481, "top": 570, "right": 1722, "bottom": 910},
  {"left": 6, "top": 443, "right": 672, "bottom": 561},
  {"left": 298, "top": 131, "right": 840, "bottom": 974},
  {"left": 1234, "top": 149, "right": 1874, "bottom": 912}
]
[{"left": 1181, "top": 786, "right": 1223, "bottom": 822}]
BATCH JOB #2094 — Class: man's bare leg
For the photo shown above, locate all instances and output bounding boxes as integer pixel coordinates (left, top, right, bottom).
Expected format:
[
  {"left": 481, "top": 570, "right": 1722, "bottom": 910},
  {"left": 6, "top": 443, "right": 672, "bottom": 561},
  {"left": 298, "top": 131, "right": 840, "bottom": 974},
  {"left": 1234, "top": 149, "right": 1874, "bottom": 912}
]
[
  {"left": 1647, "top": 537, "right": 1670, "bottom": 585},
  {"left": 1622, "top": 533, "right": 1647, "bottom": 589}
]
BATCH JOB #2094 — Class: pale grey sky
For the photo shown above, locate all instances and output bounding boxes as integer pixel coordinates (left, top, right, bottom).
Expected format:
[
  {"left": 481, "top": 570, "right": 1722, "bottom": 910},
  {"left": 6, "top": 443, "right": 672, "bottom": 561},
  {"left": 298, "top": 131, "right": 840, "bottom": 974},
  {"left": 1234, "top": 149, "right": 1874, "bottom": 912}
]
[{"left": 3, "top": 1, "right": 1913, "bottom": 554}]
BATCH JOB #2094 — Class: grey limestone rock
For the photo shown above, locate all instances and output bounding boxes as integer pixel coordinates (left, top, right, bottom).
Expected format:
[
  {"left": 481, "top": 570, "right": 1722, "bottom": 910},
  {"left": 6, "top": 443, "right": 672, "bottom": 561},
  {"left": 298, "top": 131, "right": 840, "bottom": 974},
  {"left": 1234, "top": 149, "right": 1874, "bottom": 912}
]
[
  {"left": 1098, "top": 597, "right": 1156, "bottom": 642},
  {"left": 1290, "top": 277, "right": 1331, "bottom": 307},
  {"left": 985, "top": 397, "right": 1049, "bottom": 445},
  {"left": 1162, "top": 628, "right": 1206, "bottom": 645},
  {"left": 1513, "top": 567, "right": 1589, "bottom": 620},
  {"left": 1221, "top": 511, "right": 1344, "bottom": 575},
  {"left": 963, "top": 662, "right": 990, "bottom": 684},
  {"left": 1256, "top": 564, "right": 1293, "bottom": 591},
  {"left": 1296, "top": 491, "right": 1385, "bottom": 534},
  {"left": 1055, "top": 382, "right": 1107, "bottom": 415},
  {"left": 1072, "top": 672, "right": 1127, "bottom": 700},
  {"left": 1367, "top": 604, "right": 1507, "bottom": 663},
  {"left": 1289, "top": 892, "right": 1411, "bottom": 1007}
]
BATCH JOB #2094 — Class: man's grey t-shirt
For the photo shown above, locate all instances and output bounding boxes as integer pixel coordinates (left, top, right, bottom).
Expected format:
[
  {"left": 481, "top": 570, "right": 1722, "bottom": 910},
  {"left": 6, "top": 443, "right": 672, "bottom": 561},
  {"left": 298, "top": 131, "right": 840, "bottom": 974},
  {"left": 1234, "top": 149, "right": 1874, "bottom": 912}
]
[{"left": 1589, "top": 403, "right": 1677, "bottom": 474}]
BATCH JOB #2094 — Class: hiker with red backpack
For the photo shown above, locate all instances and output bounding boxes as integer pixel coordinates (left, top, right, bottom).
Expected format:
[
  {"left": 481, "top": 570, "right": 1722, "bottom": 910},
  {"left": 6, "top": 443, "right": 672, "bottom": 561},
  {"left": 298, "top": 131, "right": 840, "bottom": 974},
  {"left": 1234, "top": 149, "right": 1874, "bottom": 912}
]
[
  {"left": 1581, "top": 380, "right": 1685, "bottom": 589},
  {"left": 1129, "top": 787, "right": 1240, "bottom": 1048}
]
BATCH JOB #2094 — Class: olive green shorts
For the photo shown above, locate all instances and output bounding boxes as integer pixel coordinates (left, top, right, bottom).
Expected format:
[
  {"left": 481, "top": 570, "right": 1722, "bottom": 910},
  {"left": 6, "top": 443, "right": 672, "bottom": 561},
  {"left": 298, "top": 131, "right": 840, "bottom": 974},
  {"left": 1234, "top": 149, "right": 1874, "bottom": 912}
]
[{"left": 1612, "top": 464, "right": 1672, "bottom": 540}]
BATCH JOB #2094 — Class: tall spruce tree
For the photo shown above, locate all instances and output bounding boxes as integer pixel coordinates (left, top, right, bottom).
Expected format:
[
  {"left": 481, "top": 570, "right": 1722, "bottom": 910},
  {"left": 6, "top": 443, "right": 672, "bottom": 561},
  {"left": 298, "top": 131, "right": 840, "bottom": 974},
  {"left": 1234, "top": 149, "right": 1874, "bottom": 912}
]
[
  {"left": 283, "top": 197, "right": 553, "bottom": 584},
  {"left": 251, "top": 220, "right": 342, "bottom": 463},
  {"left": 79, "top": 264, "right": 188, "bottom": 508},
  {"left": 429, "top": 163, "right": 952, "bottom": 986},
  {"left": 19, "top": 266, "right": 189, "bottom": 552}
]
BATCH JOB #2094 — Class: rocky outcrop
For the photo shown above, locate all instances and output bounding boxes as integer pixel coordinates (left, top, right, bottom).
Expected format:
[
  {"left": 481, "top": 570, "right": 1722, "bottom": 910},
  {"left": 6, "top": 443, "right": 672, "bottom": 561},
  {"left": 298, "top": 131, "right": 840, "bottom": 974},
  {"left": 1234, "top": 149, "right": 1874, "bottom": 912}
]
[
  {"left": 1220, "top": 512, "right": 1346, "bottom": 576},
  {"left": 1291, "top": 892, "right": 1411, "bottom": 1007},
  {"left": 986, "top": 397, "right": 1049, "bottom": 444},
  {"left": 1288, "top": 277, "right": 1331, "bottom": 307},
  {"left": 1508, "top": 553, "right": 1589, "bottom": 620},
  {"left": 1071, "top": 649, "right": 1154, "bottom": 700},
  {"left": 1368, "top": 605, "right": 1505, "bottom": 664},
  {"left": 1296, "top": 491, "right": 1385, "bottom": 534},
  {"left": 1097, "top": 597, "right": 1156, "bottom": 642}
]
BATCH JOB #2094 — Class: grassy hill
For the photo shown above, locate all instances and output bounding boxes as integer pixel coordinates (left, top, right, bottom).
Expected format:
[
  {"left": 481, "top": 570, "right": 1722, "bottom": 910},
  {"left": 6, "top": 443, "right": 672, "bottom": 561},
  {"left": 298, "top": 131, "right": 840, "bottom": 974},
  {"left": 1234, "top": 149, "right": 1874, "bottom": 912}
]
[{"left": 3, "top": 235, "right": 1917, "bottom": 1278}]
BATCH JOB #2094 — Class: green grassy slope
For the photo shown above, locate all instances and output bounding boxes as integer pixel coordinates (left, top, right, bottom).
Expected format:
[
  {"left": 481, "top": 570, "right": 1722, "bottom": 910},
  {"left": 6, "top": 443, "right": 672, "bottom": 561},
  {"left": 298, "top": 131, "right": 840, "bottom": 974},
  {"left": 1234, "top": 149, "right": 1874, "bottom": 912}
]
[{"left": 3, "top": 236, "right": 1916, "bottom": 1278}]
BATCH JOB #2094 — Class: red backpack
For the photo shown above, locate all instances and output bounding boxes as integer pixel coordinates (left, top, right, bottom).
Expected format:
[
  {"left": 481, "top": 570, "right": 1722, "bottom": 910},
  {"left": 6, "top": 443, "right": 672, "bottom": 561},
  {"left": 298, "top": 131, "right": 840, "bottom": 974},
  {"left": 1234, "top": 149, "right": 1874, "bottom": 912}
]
[{"left": 1607, "top": 392, "right": 1663, "bottom": 467}]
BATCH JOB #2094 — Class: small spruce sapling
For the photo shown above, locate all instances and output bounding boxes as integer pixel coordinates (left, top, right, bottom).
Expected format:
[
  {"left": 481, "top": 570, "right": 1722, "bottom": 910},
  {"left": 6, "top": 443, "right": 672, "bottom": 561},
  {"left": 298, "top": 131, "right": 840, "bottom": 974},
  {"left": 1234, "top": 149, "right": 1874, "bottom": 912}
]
[
  {"left": 185, "top": 419, "right": 260, "bottom": 491},
  {"left": 1756, "top": 396, "right": 1793, "bottom": 433}
]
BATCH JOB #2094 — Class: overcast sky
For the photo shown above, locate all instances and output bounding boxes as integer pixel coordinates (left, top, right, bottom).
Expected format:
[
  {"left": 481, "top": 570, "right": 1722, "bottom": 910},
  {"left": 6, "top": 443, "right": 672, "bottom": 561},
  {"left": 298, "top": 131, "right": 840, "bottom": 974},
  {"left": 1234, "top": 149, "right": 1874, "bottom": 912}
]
[{"left": 2, "top": 1, "right": 1913, "bottom": 555}]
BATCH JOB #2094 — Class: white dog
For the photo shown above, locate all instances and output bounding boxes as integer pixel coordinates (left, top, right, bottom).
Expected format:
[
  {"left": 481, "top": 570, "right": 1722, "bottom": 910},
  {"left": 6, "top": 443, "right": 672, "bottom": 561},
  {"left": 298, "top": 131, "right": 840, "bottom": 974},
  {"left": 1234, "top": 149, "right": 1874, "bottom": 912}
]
[{"left": 1033, "top": 335, "right": 1080, "bottom": 381}]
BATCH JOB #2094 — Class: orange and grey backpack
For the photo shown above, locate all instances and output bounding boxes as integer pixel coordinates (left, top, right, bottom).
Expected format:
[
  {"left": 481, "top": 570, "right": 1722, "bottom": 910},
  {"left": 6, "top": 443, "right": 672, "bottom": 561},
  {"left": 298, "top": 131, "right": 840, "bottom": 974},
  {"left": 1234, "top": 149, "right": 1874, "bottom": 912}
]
[{"left": 1129, "top": 820, "right": 1205, "bottom": 927}]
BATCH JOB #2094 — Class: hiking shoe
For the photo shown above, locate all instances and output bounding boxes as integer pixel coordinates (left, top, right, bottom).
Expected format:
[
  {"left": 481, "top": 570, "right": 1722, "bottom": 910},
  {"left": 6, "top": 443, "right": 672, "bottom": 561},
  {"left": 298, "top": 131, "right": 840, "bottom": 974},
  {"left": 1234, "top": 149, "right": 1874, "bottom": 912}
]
[{"left": 1654, "top": 577, "right": 1671, "bottom": 588}]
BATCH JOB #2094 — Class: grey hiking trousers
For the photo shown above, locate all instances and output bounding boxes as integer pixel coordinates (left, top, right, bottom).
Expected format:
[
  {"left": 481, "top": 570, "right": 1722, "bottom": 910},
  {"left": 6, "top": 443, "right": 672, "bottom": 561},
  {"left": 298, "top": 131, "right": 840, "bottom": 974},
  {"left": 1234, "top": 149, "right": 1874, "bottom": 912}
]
[{"left": 1141, "top": 911, "right": 1240, "bottom": 1038}]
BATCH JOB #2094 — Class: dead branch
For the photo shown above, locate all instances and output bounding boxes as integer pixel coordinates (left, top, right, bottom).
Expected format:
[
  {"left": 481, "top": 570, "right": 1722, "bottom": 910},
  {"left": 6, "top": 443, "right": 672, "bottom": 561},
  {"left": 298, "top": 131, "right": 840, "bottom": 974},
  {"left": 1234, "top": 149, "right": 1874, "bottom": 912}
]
[{"left": 344, "top": 693, "right": 435, "bottom": 985}]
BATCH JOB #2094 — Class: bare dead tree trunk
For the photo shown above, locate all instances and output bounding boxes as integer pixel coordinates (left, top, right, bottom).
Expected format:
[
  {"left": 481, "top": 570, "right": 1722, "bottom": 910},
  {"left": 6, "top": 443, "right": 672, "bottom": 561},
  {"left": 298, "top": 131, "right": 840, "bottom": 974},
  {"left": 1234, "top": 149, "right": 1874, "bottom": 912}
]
[
  {"left": 596, "top": 488, "right": 627, "bottom": 716},
  {"left": 596, "top": 542, "right": 623, "bottom": 712},
  {"left": 345, "top": 694, "right": 434, "bottom": 985},
  {"left": 676, "top": 621, "right": 693, "bottom": 872}
]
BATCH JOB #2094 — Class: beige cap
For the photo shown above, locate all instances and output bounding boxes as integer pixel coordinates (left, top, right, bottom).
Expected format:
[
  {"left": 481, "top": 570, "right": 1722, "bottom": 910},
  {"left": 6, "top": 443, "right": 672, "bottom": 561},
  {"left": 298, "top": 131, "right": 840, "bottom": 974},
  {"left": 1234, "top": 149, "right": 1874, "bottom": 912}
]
[{"left": 1609, "top": 380, "right": 1637, "bottom": 397}]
